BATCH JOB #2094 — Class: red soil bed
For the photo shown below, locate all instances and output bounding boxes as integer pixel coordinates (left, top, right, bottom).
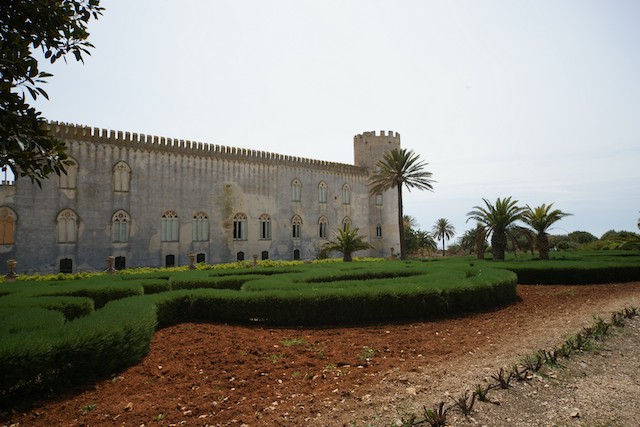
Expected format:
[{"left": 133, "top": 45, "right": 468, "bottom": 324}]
[{"left": 4, "top": 282, "right": 640, "bottom": 426}]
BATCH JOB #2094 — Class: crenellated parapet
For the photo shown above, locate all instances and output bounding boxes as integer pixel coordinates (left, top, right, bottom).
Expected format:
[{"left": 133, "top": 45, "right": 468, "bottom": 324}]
[
  {"left": 47, "top": 121, "right": 366, "bottom": 175},
  {"left": 353, "top": 130, "right": 402, "bottom": 169},
  {"left": 353, "top": 130, "right": 401, "bottom": 143}
]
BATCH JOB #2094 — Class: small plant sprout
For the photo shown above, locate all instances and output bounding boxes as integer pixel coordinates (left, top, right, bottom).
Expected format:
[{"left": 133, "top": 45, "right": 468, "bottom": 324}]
[
  {"left": 359, "top": 345, "right": 376, "bottom": 363},
  {"left": 491, "top": 367, "right": 514, "bottom": 389},
  {"left": 522, "top": 353, "right": 544, "bottom": 372},
  {"left": 80, "top": 404, "right": 96, "bottom": 414},
  {"left": 422, "top": 402, "right": 449, "bottom": 427},
  {"left": 282, "top": 336, "right": 306, "bottom": 347},
  {"left": 474, "top": 383, "right": 492, "bottom": 402},
  {"left": 512, "top": 364, "right": 529, "bottom": 382},
  {"left": 449, "top": 390, "right": 476, "bottom": 416}
]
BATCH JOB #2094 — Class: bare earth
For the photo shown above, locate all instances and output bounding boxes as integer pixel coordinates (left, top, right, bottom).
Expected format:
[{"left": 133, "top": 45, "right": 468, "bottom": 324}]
[{"left": 4, "top": 282, "right": 640, "bottom": 427}]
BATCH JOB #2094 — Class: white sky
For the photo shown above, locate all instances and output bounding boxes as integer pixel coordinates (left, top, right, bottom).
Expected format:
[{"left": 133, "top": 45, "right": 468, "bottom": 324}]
[{"left": 32, "top": 0, "right": 640, "bottom": 241}]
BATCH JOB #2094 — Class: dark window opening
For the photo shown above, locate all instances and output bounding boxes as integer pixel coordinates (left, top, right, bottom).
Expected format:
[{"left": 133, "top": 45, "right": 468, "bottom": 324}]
[
  {"left": 165, "top": 254, "right": 175, "bottom": 267},
  {"left": 261, "top": 250, "right": 269, "bottom": 260},
  {"left": 237, "top": 251, "right": 245, "bottom": 261},
  {"left": 60, "top": 258, "right": 73, "bottom": 274},
  {"left": 115, "top": 256, "right": 126, "bottom": 270},
  {"left": 196, "top": 253, "right": 206, "bottom": 263},
  {"left": 293, "top": 249, "right": 300, "bottom": 260}
]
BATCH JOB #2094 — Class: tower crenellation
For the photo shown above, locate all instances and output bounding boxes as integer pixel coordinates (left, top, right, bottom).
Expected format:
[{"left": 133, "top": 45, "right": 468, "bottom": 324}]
[{"left": 353, "top": 130, "right": 401, "bottom": 170}]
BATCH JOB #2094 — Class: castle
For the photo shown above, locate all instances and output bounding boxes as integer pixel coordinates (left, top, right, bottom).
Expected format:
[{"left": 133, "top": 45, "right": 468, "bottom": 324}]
[{"left": 0, "top": 123, "right": 401, "bottom": 274}]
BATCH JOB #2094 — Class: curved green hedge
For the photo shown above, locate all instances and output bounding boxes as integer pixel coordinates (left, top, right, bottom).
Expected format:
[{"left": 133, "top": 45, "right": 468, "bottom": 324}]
[{"left": 0, "top": 261, "right": 517, "bottom": 404}]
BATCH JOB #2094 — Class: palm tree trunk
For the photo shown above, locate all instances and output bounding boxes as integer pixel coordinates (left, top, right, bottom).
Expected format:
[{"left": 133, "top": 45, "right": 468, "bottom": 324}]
[
  {"left": 475, "top": 226, "right": 485, "bottom": 260},
  {"left": 492, "top": 229, "right": 507, "bottom": 261},
  {"left": 397, "top": 184, "right": 405, "bottom": 260},
  {"left": 442, "top": 239, "right": 445, "bottom": 257},
  {"left": 537, "top": 232, "right": 550, "bottom": 260}
]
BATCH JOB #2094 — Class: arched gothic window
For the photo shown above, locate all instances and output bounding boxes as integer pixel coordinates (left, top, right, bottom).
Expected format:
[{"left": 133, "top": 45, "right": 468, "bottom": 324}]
[
  {"left": 161, "top": 211, "right": 179, "bottom": 242},
  {"left": 292, "top": 215, "right": 302, "bottom": 239},
  {"left": 259, "top": 213, "right": 271, "bottom": 240},
  {"left": 112, "top": 210, "right": 130, "bottom": 243},
  {"left": 376, "top": 224, "right": 383, "bottom": 238},
  {"left": 57, "top": 209, "right": 78, "bottom": 243},
  {"left": 113, "top": 161, "right": 131, "bottom": 192},
  {"left": 342, "top": 184, "right": 351, "bottom": 204},
  {"left": 59, "top": 158, "right": 78, "bottom": 189},
  {"left": 318, "top": 182, "right": 327, "bottom": 204},
  {"left": 342, "top": 216, "right": 352, "bottom": 231},
  {"left": 233, "top": 213, "right": 248, "bottom": 240},
  {"left": 192, "top": 211, "right": 209, "bottom": 242},
  {"left": 318, "top": 216, "right": 328, "bottom": 239},
  {"left": 0, "top": 207, "right": 17, "bottom": 245},
  {"left": 291, "top": 179, "right": 301, "bottom": 202}
]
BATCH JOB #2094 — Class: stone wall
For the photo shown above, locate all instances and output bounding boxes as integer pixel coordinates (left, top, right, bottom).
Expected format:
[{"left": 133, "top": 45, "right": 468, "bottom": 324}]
[{"left": 0, "top": 124, "right": 400, "bottom": 273}]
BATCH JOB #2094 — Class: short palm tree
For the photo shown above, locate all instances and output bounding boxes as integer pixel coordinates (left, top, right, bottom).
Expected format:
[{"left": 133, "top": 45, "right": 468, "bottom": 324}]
[
  {"left": 523, "top": 203, "right": 572, "bottom": 260},
  {"left": 432, "top": 218, "right": 456, "bottom": 257},
  {"left": 321, "top": 225, "right": 373, "bottom": 262},
  {"left": 416, "top": 230, "right": 437, "bottom": 253},
  {"left": 466, "top": 197, "right": 527, "bottom": 261},
  {"left": 368, "top": 148, "right": 435, "bottom": 260}
]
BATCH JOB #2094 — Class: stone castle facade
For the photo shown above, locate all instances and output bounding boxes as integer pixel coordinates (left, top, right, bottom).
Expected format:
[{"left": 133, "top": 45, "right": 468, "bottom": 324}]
[{"left": 0, "top": 123, "right": 401, "bottom": 274}]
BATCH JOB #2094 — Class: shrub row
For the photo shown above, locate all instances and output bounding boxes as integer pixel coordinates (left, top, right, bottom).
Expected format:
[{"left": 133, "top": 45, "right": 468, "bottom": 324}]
[
  {"left": 506, "top": 265, "right": 640, "bottom": 285},
  {"left": 0, "top": 297, "right": 156, "bottom": 405}
]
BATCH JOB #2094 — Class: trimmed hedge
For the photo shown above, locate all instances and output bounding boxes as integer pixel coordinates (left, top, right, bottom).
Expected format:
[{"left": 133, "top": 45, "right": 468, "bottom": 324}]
[{"left": 2, "top": 252, "right": 638, "bottom": 405}]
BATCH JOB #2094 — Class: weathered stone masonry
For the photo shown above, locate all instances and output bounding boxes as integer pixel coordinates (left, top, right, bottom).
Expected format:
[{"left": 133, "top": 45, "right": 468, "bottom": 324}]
[{"left": 0, "top": 123, "right": 401, "bottom": 273}]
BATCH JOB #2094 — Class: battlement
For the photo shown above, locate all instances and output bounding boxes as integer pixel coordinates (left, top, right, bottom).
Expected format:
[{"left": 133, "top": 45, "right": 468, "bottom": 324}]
[
  {"left": 353, "top": 130, "right": 402, "bottom": 169},
  {"left": 353, "top": 130, "right": 401, "bottom": 143},
  {"left": 47, "top": 121, "right": 366, "bottom": 175}
]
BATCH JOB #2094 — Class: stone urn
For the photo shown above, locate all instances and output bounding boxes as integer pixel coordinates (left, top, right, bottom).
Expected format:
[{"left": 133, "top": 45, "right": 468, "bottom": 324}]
[
  {"left": 106, "top": 256, "right": 116, "bottom": 274},
  {"left": 251, "top": 254, "right": 258, "bottom": 267},
  {"left": 188, "top": 252, "right": 196, "bottom": 269},
  {"left": 5, "top": 259, "right": 17, "bottom": 281}
]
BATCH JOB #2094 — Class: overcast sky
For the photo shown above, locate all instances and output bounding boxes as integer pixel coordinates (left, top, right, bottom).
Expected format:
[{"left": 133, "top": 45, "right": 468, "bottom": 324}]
[{"left": 32, "top": 0, "right": 640, "bottom": 242}]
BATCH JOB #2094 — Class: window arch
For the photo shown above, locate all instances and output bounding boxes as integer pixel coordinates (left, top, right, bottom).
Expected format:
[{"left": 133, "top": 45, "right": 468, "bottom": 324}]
[
  {"left": 291, "top": 179, "right": 302, "bottom": 202},
  {"left": 292, "top": 215, "right": 302, "bottom": 239},
  {"left": 112, "top": 210, "right": 130, "bottom": 243},
  {"left": 342, "top": 216, "right": 352, "bottom": 231},
  {"left": 56, "top": 209, "right": 78, "bottom": 243},
  {"left": 342, "top": 184, "right": 351, "bottom": 204},
  {"left": 161, "top": 211, "right": 179, "bottom": 242},
  {"left": 376, "top": 224, "right": 383, "bottom": 238},
  {"left": 0, "top": 207, "right": 17, "bottom": 245},
  {"left": 113, "top": 161, "right": 131, "bottom": 192},
  {"left": 318, "top": 181, "right": 327, "bottom": 204},
  {"left": 318, "top": 216, "right": 328, "bottom": 239},
  {"left": 233, "top": 213, "right": 247, "bottom": 240},
  {"left": 192, "top": 211, "right": 209, "bottom": 242},
  {"left": 59, "top": 158, "right": 78, "bottom": 189},
  {"left": 259, "top": 213, "right": 271, "bottom": 240}
]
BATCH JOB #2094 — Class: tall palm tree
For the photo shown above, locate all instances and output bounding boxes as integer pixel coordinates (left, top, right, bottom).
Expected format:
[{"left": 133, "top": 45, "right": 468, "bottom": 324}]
[
  {"left": 466, "top": 197, "right": 526, "bottom": 261},
  {"left": 432, "top": 218, "right": 456, "bottom": 257},
  {"left": 523, "top": 203, "right": 572, "bottom": 260},
  {"left": 321, "top": 225, "right": 373, "bottom": 262},
  {"left": 368, "top": 148, "right": 435, "bottom": 260}
]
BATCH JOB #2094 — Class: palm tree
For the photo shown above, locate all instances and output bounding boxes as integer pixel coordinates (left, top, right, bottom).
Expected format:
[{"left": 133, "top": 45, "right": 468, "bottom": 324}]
[
  {"left": 432, "top": 218, "right": 456, "bottom": 257},
  {"left": 368, "top": 148, "right": 435, "bottom": 260},
  {"left": 321, "top": 225, "right": 373, "bottom": 262},
  {"left": 523, "top": 203, "right": 572, "bottom": 260},
  {"left": 416, "top": 230, "right": 437, "bottom": 254},
  {"left": 466, "top": 197, "right": 527, "bottom": 261}
]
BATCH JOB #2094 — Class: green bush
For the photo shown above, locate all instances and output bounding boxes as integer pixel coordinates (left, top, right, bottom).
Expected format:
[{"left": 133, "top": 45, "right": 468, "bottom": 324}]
[{"left": 1, "top": 252, "right": 637, "bottom": 405}]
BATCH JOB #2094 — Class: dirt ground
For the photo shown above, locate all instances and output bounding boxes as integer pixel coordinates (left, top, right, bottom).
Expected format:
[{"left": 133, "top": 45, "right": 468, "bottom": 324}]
[{"left": 3, "top": 282, "right": 640, "bottom": 427}]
